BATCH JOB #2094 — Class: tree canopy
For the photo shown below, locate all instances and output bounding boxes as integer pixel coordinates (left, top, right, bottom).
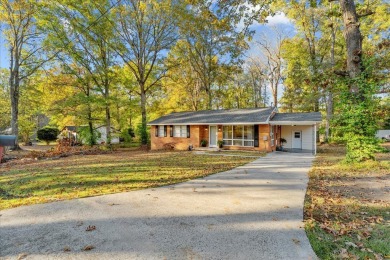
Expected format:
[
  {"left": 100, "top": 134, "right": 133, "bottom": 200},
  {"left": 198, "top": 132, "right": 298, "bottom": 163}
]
[{"left": 0, "top": 0, "right": 388, "bottom": 161}]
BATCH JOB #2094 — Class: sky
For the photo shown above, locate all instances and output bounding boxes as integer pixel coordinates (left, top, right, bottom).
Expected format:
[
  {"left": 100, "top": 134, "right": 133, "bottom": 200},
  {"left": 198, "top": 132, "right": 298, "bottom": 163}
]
[
  {"left": 0, "top": 12, "right": 295, "bottom": 70},
  {"left": 0, "top": 35, "right": 8, "bottom": 69}
]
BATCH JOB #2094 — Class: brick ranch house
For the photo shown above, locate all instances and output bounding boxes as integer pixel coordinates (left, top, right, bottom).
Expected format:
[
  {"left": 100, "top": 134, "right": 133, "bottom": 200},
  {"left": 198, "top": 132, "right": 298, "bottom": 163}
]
[{"left": 148, "top": 107, "right": 322, "bottom": 154}]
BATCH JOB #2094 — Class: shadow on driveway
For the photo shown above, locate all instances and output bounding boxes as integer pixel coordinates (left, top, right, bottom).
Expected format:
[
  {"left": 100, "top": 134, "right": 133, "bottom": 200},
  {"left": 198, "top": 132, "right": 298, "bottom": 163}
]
[{"left": 0, "top": 152, "right": 317, "bottom": 260}]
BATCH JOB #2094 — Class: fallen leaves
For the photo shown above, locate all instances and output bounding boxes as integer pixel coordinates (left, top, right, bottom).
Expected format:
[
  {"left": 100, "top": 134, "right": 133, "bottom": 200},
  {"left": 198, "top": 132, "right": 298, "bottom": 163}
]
[
  {"left": 86, "top": 225, "right": 96, "bottom": 231},
  {"left": 292, "top": 238, "right": 300, "bottom": 244},
  {"left": 83, "top": 245, "right": 95, "bottom": 251},
  {"left": 304, "top": 144, "right": 390, "bottom": 259},
  {"left": 17, "top": 253, "right": 27, "bottom": 260},
  {"left": 345, "top": 242, "right": 358, "bottom": 248}
]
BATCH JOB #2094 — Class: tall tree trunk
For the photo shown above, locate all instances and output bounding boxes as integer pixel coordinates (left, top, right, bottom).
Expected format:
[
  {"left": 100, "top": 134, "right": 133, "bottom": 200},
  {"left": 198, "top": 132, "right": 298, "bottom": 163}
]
[
  {"left": 9, "top": 46, "right": 20, "bottom": 149},
  {"left": 105, "top": 83, "right": 111, "bottom": 145},
  {"left": 88, "top": 118, "right": 94, "bottom": 146},
  {"left": 140, "top": 85, "right": 147, "bottom": 145},
  {"left": 340, "top": 0, "right": 363, "bottom": 82},
  {"left": 207, "top": 85, "right": 212, "bottom": 110},
  {"left": 325, "top": 20, "right": 336, "bottom": 142},
  {"left": 272, "top": 84, "right": 278, "bottom": 108}
]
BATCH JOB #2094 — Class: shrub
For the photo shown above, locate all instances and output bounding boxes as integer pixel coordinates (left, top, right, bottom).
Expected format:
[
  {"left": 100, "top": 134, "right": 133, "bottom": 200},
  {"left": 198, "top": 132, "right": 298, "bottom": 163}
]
[
  {"left": 128, "top": 128, "right": 135, "bottom": 138},
  {"left": 78, "top": 126, "right": 100, "bottom": 146},
  {"left": 137, "top": 124, "right": 148, "bottom": 145},
  {"left": 121, "top": 127, "right": 135, "bottom": 143},
  {"left": 37, "top": 127, "right": 59, "bottom": 145},
  {"left": 332, "top": 66, "right": 382, "bottom": 163}
]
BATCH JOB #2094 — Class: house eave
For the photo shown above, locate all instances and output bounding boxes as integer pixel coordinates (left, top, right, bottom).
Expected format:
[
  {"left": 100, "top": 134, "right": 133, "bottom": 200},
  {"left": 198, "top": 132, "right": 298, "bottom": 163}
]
[
  {"left": 269, "top": 121, "right": 321, "bottom": 125},
  {"left": 147, "top": 122, "right": 269, "bottom": 126}
]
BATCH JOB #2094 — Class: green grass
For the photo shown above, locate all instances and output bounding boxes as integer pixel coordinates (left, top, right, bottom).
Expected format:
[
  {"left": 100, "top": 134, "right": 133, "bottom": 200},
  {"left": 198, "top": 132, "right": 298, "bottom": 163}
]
[
  {"left": 0, "top": 150, "right": 255, "bottom": 210},
  {"left": 305, "top": 144, "right": 390, "bottom": 259}
]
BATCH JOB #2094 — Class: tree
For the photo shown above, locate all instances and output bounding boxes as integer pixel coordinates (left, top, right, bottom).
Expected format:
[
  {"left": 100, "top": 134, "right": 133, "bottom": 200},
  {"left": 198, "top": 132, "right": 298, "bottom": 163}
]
[
  {"left": 334, "top": 0, "right": 383, "bottom": 162},
  {"left": 177, "top": 1, "right": 252, "bottom": 110},
  {"left": 277, "top": 0, "right": 331, "bottom": 113},
  {"left": 116, "top": 0, "right": 181, "bottom": 145},
  {"left": 246, "top": 59, "right": 269, "bottom": 107},
  {"left": 340, "top": 0, "right": 363, "bottom": 81},
  {"left": 42, "top": 0, "right": 117, "bottom": 144},
  {"left": 162, "top": 39, "right": 211, "bottom": 112},
  {"left": 0, "top": 0, "right": 47, "bottom": 148},
  {"left": 254, "top": 27, "right": 288, "bottom": 107},
  {"left": 0, "top": 69, "right": 10, "bottom": 130}
]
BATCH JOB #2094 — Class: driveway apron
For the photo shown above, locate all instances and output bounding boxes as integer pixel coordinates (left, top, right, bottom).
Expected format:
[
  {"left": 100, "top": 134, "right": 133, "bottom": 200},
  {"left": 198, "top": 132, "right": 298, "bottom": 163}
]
[{"left": 0, "top": 152, "right": 317, "bottom": 260}]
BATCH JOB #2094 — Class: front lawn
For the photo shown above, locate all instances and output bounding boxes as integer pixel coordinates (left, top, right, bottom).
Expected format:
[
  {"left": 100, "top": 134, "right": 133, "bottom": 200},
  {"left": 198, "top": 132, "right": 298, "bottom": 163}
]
[
  {"left": 0, "top": 150, "right": 255, "bottom": 210},
  {"left": 305, "top": 144, "right": 390, "bottom": 259}
]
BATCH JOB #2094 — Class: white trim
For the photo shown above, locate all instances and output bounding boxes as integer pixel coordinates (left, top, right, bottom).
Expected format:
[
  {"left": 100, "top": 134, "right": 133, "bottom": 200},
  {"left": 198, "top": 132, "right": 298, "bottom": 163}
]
[
  {"left": 148, "top": 122, "right": 268, "bottom": 126},
  {"left": 269, "top": 121, "right": 321, "bottom": 125},
  {"left": 209, "top": 125, "right": 218, "bottom": 148},
  {"left": 222, "top": 125, "right": 255, "bottom": 147}
]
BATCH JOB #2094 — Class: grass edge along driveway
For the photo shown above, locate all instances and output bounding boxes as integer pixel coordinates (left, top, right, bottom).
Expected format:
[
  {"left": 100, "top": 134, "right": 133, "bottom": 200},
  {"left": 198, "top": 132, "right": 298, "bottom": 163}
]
[
  {"left": 0, "top": 150, "right": 260, "bottom": 210},
  {"left": 304, "top": 144, "right": 390, "bottom": 259}
]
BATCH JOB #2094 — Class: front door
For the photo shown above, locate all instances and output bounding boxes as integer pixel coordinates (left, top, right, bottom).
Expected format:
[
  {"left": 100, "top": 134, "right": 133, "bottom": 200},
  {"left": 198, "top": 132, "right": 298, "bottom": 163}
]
[
  {"left": 209, "top": 126, "right": 217, "bottom": 147},
  {"left": 292, "top": 131, "right": 302, "bottom": 149}
]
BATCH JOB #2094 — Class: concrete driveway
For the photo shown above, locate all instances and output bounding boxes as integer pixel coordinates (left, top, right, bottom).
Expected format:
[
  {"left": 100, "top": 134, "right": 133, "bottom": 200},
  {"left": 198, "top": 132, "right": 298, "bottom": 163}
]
[{"left": 0, "top": 152, "right": 317, "bottom": 260}]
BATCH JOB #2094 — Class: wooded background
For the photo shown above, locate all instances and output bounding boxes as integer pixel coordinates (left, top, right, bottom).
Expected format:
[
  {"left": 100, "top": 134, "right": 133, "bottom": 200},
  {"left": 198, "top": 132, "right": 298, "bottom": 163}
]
[{"left": 0, "top": 0, "right": 388, "bottom": 158}]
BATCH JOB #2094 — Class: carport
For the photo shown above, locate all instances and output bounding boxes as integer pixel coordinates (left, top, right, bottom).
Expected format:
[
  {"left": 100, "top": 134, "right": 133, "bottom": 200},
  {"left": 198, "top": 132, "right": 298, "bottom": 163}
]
[{"left": 270, "top": 112, "right": 322, "bottom": 154}]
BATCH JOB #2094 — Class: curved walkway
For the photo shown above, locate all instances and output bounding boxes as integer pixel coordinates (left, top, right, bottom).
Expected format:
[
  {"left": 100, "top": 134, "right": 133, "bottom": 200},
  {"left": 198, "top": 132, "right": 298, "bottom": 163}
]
[{"left": 0, "top": 152, "right": 317, "bottom": 260}]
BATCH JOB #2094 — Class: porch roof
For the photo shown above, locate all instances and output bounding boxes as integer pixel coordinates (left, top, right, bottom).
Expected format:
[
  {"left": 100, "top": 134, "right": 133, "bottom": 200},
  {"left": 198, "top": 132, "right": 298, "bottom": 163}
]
[
  {"left": 270, "top": 112, "right": 322, "bottom": 125},
  {"left": 148, "top": 107, "right": 276, "bottom": 125}
]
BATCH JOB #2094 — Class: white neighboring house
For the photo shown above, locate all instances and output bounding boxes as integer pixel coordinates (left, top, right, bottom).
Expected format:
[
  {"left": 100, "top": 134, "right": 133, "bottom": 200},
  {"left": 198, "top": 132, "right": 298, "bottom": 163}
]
[
  {"left": 96, "top": 126, "right": 121, "bottom": 144},
  {"left": 376, "top": 130, "right": 390, "bottom": 141}
]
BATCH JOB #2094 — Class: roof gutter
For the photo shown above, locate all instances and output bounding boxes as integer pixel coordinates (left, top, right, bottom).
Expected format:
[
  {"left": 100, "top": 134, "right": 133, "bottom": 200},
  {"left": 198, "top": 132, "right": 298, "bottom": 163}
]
[
  {"left": 269, "top": 121, "right": 321, "bottom": 125},
  {"left": 147, "top": 122, "right": 269, "bottom": 126}
]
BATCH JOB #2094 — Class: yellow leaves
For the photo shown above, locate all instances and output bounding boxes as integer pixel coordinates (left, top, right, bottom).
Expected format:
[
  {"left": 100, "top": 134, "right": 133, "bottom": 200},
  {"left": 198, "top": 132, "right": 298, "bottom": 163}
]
[{"left": 138, "top": 1, "right": 147, "bottom": 13}]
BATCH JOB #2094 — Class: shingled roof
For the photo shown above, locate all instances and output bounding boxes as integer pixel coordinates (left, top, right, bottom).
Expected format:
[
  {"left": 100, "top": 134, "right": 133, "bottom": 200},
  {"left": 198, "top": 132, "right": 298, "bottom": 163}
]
[
  {"left": 148, "top": 107, "right": 275, "bottom": 125},
  {"left": 270, "top": 112, "right": 322, "bottom": 122}
]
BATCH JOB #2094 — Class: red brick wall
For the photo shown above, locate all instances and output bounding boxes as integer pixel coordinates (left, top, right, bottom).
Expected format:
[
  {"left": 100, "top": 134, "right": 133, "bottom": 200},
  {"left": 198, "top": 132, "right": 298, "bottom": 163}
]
[
  {"left": 151, "top": 124, "right": 276, "bottom": 152},
  {"left": 151, "top": 125, "right": 201, "bottom": 150},
  {"left": 258, "top": 124, "right": 276, "bottom": 152}
]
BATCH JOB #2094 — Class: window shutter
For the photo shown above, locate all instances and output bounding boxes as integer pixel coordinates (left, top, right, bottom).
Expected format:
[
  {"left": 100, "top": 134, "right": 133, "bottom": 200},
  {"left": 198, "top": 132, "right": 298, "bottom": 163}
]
[
  {"left": 254, "top": 125, "right": 259, "bottom": 147},
  {"left": 187, "top": 125, "right": 190, "bottom": 138},
  {"left": 164, "top": 125, "right": 167, "bottom": 137},
  {"left": 170, "top": 125, "right": 173, "bottom": 137},
  {"left": 155, "top": 126, "right": 158, "bottom": 137}
]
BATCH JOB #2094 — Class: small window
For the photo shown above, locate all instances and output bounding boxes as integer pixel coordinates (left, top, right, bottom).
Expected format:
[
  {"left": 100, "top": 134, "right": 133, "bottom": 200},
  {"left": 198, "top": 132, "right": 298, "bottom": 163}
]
[
  {"left": 294, "top": 132, "right": 301, "bottom": 138},
  {"left": 173, "top": 125, "right": 187, "bottom": 137},
  {"left": 158, "top": 126, "right": 164, "bottom": 137}
]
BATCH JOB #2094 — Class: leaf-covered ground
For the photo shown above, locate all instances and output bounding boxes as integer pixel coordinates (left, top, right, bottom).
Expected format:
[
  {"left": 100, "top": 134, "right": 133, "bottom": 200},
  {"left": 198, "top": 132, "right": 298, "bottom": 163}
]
[
  {"left": 305, "top": 144, "right": 390, "bottom": 259},
  {"left": 0, "top": 150, "right": 256, "bottom": 210}
]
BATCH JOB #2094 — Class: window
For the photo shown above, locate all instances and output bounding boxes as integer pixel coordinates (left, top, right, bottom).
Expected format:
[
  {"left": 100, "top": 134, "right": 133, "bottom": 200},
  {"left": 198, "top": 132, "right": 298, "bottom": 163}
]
[
  {"left": 223, "top": 126, "right": 232, "bottom": 139},
  {"left": 158, "top": 126, "right": 165, "bottom": 137},
  {"left": 223, "top": 125, "right": 254, "bottom": 147},
  {"left": 294, "top": 132, "right": 301, "bottom": 138},
  {"left": 270, "top": 126, "right": 274, "bottom": 146},
  {"left": 173, "top": 125, "right": 187, "bottom": 137}
]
